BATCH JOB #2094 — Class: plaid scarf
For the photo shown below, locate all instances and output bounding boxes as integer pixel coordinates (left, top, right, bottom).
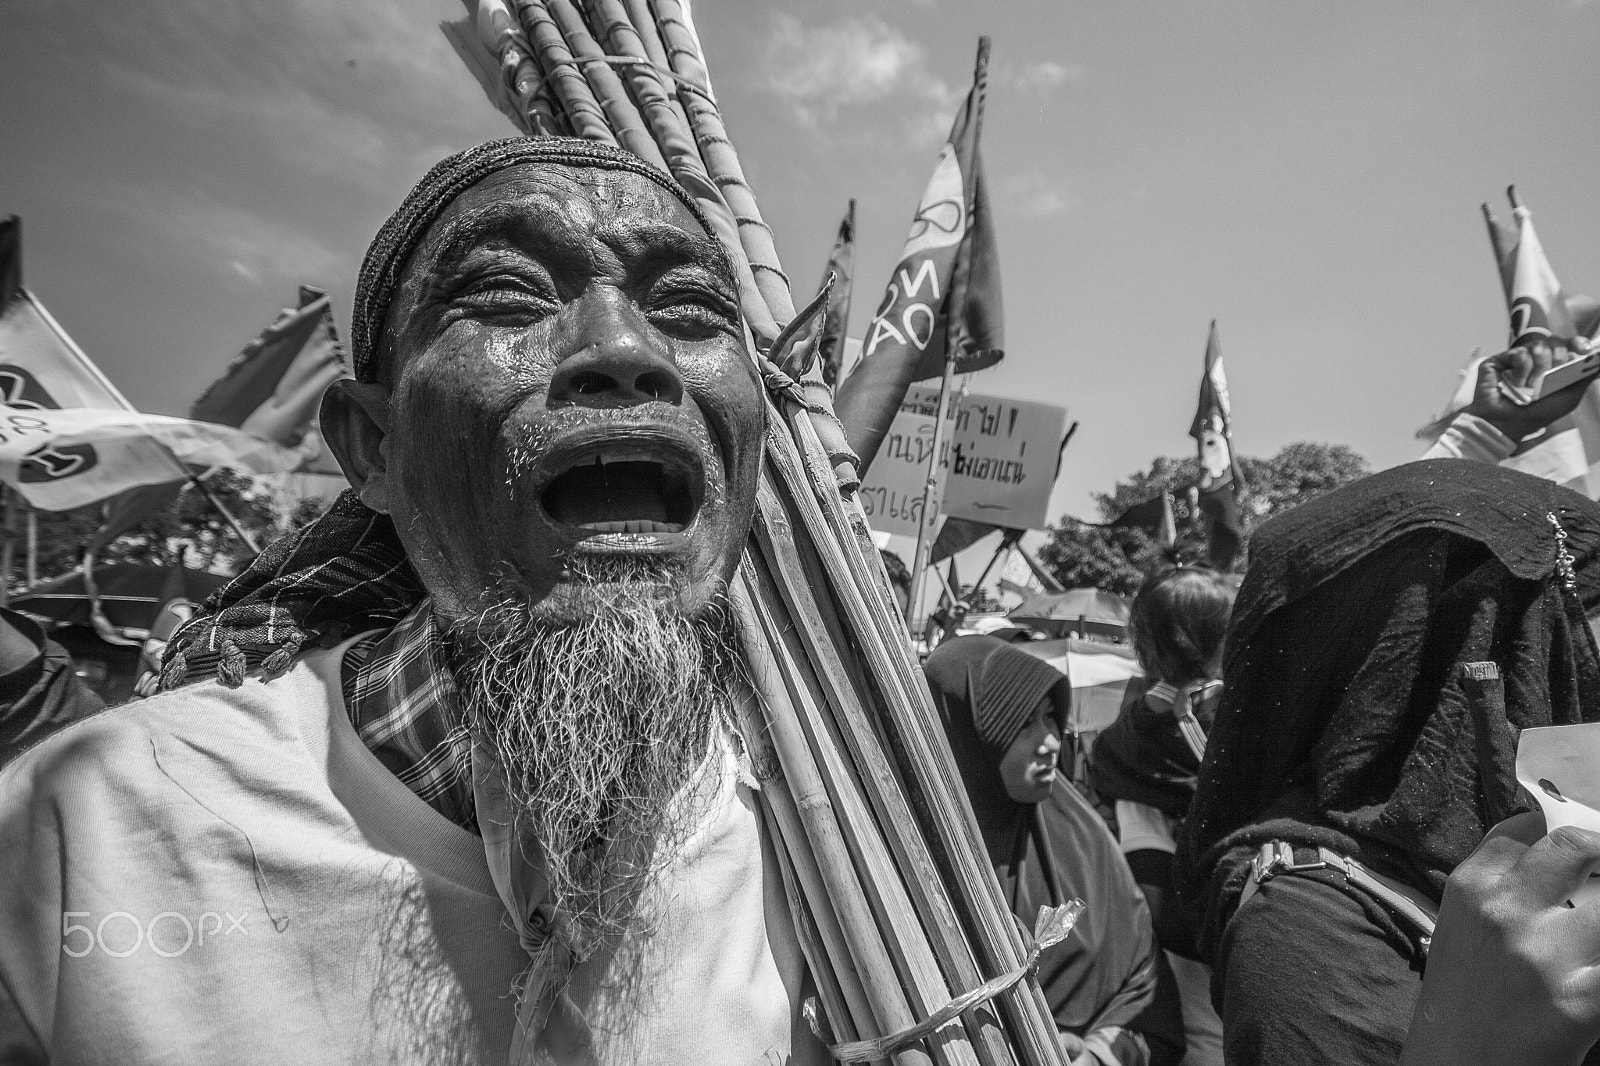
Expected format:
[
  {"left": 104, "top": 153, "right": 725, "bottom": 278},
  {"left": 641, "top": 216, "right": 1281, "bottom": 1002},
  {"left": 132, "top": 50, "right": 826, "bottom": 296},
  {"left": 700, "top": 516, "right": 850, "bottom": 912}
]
[
  {"left": 157, "top": 491, "right": 476, "bottom": 827},
  {"left": 160, "top": 490, "right": 423, "bottom": 690},
  {"left": 342, "top": 600, "right": 476, "bottom": 831}
]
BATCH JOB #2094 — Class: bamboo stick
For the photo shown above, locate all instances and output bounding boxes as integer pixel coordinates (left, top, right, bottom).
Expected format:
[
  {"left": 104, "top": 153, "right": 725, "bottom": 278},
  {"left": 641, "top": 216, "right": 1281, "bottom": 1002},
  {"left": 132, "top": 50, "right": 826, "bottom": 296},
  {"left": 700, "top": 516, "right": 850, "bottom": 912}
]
[
  {"left": 728, "top": 663, "right": 870, "bottom": 1050},
  {"left": 542, "top": 0, "right": 669, "bottom": 170},
  {"left": 650, "top": 0, "right": 794, "bottom": 331},
  {"left": 573, "top": 0, "right": 779, "bottom": 344},
  {"left": 511, "top": 0, "right": 617, "bottom": 144},
  {"left": 752, "top": 478, "right": 1014, "bottom": 1066},
  {"left": 616, "top": 0, "right": 695, "bottom": 131},
  {"left": 568, "top": 0, "right": 855, "bottom": 492},
  {"left": 761, "top": 801, "right": 863, "bottom": 1050},
  {"left": 732, "top": 575, "right": 929, "bottom": 1065},
  {"left": 773, "top": 413, "right": 1070, "bottom": 1065},
  {"left": 581, "top": 0, "right": 700, "bottom": 181},
  {"left": 473, "top": 0, "right": 565, "bottom": 134},
  {"left": 745, "top": 549, "right": 985, "bottom": 1066}
]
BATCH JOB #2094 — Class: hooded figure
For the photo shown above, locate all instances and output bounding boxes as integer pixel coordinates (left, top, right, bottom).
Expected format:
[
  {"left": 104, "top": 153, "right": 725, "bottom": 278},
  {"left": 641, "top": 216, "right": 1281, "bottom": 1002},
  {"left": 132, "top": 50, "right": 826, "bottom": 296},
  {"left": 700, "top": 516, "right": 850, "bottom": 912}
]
[
  {"left": 1176, "top": 459, "right": 1600, "bottom": 1066},
  {"left": 925, "top": 635, "right": 1184, "bottom": 1066}
]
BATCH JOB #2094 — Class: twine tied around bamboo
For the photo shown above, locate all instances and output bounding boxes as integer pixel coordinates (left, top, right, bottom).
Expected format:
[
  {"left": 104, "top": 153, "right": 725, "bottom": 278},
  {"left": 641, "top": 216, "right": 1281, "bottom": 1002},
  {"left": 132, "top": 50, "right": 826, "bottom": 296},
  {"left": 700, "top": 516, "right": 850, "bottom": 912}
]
[{"left": 805, "top": 900, "right": 1087, "bottom": 1062}]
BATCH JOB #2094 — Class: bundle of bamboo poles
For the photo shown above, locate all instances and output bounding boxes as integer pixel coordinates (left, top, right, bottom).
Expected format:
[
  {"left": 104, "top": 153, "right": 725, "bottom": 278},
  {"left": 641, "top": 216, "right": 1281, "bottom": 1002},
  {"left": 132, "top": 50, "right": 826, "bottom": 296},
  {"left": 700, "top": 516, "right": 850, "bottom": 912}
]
[{"left": 450, "top": 3, "right": 1077, "bottom": 1062}]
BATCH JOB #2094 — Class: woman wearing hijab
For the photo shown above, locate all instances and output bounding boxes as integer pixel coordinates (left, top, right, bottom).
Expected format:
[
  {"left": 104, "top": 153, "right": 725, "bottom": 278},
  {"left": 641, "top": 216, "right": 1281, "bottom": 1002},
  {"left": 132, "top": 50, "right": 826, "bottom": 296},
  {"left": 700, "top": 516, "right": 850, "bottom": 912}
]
[
  {"left": 1176, "top": 459, "right": 1600, "bottom": 1066},
  {"left": 925, "top": 635, "right": 1184, "bottom": 1066}
]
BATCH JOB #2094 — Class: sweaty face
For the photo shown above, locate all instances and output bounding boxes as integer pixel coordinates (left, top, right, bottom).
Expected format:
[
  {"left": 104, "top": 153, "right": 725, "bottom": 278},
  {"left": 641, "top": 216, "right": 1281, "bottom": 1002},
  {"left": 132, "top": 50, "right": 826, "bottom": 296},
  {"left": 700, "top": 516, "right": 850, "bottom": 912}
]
[
  {"left": 376, "top": 166, "right": 763, "bottom": 624},
  {"left": 999, "top": 704, "right": 1062, "bottom": 804}
]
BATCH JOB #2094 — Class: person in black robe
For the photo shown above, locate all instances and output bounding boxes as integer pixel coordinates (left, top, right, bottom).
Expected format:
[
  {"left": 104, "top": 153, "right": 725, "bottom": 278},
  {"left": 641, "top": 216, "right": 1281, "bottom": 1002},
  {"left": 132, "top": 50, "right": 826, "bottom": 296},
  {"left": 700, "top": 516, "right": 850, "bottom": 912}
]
[
  {"left": 1175, "top": 458, "right": 1600, "bottom": 1066},
  {"left": 925, "top": 634, "right": 1184, "bottom": 1066}
]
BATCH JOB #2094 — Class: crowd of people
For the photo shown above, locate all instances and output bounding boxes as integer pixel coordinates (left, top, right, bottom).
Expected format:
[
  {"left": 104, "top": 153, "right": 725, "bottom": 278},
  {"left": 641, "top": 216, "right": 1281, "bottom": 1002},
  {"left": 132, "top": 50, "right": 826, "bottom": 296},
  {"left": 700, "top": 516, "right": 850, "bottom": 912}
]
[{"left": 0, "top": 135, "right": 1598, "bottom": 1066}]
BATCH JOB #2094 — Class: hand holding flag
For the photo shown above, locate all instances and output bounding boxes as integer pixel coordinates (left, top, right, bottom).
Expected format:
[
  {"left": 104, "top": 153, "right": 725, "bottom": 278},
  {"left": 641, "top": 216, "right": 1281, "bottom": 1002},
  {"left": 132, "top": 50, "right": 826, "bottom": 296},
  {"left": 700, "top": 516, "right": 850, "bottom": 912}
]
[
  {"left": 1463, "top": 339, "right": 1594, "bottom": 441},
  {"left": 1421, "top": 190, "right": 1600, "bottom": 497}
]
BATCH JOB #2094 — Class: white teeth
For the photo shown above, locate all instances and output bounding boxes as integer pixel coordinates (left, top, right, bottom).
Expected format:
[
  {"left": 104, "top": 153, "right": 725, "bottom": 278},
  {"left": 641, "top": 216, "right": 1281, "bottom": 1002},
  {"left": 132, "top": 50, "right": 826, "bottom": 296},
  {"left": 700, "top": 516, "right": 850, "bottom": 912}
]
[{"left": 578, "top": 520, "right": 685, "bottom": 534}]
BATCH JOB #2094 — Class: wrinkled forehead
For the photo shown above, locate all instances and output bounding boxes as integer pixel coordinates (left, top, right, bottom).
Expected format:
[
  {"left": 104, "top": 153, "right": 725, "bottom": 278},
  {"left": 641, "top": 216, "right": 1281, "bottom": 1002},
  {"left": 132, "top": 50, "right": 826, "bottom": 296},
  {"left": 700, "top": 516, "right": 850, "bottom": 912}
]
[{"left": 405, "top": 164, "right": 719, "bottom": 278}]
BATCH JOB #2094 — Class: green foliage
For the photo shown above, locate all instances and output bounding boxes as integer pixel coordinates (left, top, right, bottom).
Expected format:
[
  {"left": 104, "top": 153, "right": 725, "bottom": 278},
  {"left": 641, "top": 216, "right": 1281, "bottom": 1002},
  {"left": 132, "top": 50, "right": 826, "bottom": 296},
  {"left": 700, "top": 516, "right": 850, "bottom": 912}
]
[{"left": 1039, "top": 442, "right": 1371, "bottom": 596}]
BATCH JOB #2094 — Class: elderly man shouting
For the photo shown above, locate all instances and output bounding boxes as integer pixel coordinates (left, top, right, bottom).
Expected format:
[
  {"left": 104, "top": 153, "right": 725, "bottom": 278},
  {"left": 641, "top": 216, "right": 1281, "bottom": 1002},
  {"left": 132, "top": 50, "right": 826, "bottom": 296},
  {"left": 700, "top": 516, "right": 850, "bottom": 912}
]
[{"left": 0, "top": 138, "right": 826, "bottom": 1066}]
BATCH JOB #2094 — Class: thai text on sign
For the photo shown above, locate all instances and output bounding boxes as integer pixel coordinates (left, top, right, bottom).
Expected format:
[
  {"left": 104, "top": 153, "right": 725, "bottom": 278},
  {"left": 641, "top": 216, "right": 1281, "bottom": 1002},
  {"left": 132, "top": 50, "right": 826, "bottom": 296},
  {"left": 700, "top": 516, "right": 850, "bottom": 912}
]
[{"left": 860, "top": 385, "right": 1068, "bottom": 539}]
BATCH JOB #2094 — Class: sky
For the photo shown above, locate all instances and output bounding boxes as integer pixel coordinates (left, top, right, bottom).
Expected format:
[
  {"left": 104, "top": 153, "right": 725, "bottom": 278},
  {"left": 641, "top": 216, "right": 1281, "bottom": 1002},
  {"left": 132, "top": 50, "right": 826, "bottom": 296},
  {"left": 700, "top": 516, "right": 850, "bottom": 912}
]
[{"left": 4, "top": 0, "right": 1600, "bottom": 540}]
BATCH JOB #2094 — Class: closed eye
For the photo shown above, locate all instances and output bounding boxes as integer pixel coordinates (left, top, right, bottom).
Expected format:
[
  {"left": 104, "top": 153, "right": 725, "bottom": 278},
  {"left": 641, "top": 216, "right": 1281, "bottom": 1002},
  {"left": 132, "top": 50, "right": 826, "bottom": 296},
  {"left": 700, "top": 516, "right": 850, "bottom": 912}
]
[
  {"left": 645, "top": 280, "right": 739, "bottom": 337},
  {"left": 453, "top": 273, "right": 559, "bottom": 319}
]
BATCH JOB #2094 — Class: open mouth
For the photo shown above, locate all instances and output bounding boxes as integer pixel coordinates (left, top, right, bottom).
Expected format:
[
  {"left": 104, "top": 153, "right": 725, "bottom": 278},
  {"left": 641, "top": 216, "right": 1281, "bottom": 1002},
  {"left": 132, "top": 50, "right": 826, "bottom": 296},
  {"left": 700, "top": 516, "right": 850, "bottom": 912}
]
[{"left": 540, "top": 446, "right": 703, "bottom": 536}]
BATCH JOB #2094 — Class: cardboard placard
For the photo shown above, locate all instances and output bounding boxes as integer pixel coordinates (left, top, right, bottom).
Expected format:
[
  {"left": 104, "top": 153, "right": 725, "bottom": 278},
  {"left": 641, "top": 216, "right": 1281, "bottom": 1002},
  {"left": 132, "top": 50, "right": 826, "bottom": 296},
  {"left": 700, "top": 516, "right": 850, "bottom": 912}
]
[{"left": 860, "top": 385, "right": 1067, "bottom": 539}]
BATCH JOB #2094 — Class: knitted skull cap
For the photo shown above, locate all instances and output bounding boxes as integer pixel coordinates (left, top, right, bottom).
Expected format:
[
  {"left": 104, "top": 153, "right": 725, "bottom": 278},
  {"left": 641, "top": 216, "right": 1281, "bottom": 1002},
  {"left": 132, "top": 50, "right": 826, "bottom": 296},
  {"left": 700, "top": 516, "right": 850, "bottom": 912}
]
[{"left": 351, "top": 135, "right": 719, "bottom": 383}]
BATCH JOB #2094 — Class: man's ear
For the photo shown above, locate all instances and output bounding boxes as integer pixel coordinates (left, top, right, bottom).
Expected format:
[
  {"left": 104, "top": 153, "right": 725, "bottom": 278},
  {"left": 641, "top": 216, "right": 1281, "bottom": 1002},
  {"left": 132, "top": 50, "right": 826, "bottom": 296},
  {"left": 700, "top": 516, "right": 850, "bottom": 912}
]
[{"left": 321, "top": 379, "right": 394, "bottom": 514}]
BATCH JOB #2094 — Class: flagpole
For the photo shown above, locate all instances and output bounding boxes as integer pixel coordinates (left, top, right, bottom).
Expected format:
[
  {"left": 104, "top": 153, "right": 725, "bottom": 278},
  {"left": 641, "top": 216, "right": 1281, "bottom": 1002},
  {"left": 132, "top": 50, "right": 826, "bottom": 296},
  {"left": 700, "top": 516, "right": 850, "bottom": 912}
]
[
  {"left": 970, "top": 527, "right": 1020, "bottom": 591},
  {"left": 0, "top": 487, "right": 14, "bottom": 607},
  {"left": 906, "top": 37, "right": 990, "bottom": 629},
  {"left": 906, "top": 356, "right": 959, "bottom": 627},
  {"left": 1018, "top": 542, "right": 1065, "bottom": 593},
  {"left": 934, "top": 556, "right": 959, "bottom": 605},
  {"left": 188, "top": 474, "right": 261, "bottom": 556},
  {"left": 24, "top": 506, "right": 36, "bottom": 588}
]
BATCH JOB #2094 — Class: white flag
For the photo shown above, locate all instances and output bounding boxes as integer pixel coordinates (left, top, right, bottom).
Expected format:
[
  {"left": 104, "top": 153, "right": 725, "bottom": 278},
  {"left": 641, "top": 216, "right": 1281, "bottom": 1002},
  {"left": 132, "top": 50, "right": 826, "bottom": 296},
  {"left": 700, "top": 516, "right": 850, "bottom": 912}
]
[
  {"left": 1421, "top": 198, "right": 1600, "bottom": 497},
  {"left": 0, "top": 406, "right": 300, "bottom": 509},
  {"left": 0, "top": 290, "right": 296, "bottom": 509}
]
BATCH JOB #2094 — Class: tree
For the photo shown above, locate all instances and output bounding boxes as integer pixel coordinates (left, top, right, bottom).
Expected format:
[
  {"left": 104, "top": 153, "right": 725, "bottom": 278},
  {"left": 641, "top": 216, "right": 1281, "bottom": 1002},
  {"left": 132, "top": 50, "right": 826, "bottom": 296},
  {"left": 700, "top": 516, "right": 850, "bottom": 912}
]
[{"left": 1039, "top": 441, "right": 1370, "bottom": 596}]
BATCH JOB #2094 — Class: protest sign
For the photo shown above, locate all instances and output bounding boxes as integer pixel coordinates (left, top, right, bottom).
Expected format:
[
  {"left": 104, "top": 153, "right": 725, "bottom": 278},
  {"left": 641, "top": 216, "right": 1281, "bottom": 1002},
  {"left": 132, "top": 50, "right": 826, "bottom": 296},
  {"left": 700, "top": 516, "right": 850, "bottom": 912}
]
[{"left": 860, "top": 384, "right": 1066, "bottom": 538}]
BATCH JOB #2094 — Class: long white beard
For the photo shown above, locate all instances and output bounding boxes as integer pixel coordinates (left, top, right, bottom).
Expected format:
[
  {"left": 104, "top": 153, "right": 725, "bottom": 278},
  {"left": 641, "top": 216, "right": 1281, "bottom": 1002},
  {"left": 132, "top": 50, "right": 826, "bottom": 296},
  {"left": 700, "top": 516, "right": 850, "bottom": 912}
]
[{"left": 443, "top": 556, "right": 739, "bottom": 967}]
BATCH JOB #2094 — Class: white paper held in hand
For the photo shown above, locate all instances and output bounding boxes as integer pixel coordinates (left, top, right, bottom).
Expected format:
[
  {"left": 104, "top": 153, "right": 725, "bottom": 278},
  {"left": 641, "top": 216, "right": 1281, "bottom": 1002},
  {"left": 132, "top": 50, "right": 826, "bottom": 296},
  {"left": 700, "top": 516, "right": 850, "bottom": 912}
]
[{"left": 1515, "top": 722, "right": 1600, "bottom": 906}]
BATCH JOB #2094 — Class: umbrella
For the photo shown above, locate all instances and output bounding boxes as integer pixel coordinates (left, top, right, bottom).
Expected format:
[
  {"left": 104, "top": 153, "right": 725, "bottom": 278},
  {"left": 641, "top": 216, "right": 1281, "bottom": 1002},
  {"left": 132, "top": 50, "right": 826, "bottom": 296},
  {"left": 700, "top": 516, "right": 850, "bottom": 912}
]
[
  {"left": 1007, "top": 588, "right": 1130, "bottom": 639},
  {"left": 1013, "top": 636, "right": 1142, "bottom": 795},
  {"left": 1015, "top": 637, "right": 1141, "bottom": 736}
]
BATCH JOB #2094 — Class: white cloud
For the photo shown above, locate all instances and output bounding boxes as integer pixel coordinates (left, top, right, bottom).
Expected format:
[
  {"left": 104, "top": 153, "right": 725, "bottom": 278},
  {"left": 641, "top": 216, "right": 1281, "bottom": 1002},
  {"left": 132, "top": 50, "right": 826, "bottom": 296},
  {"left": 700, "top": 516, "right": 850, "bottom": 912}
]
[
  {"left": 103, "top": 183, "right": 346, "bottom": 290},
  {"left": 760, "top": 13, "right": 961, "bottom": 132},
  {"left": 1002, "top": 60, "right": 1082, "bottom": 93},
  {"left": 998, "top": 172, "right": 1074, "bottom": 218}
]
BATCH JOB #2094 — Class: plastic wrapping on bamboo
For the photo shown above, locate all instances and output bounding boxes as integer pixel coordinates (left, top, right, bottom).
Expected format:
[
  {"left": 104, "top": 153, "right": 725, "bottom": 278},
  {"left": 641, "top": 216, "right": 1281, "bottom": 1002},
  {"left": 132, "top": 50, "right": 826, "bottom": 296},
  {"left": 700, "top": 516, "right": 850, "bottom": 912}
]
[{"left": 456, "top": 2, "right": 1071, "bottom": 1062}]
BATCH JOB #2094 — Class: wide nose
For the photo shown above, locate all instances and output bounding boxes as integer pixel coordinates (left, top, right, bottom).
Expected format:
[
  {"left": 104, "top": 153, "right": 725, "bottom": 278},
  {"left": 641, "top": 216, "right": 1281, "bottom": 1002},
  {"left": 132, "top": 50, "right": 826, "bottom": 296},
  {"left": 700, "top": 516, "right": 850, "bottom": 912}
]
[{"left": 547, "top": 292, "right": 684, "bottom": 409}]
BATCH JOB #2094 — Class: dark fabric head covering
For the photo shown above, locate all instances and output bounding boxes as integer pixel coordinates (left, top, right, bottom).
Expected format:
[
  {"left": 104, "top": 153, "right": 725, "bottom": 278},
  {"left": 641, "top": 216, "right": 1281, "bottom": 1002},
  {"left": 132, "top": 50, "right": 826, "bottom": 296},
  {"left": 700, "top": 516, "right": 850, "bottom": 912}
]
[
  {"left": 1175, "top": 459, "right": 1600, "bottom": 964},
  {"left": 351, "top": 135, "right": 718, "bottom": 382},
  {"left": 923, "top": 637, "right": 1183, "bottom": 1053},
  {"left": 924, "top": 635, "right": 1071, "bottom": 798},
  {"left": 162, "top": 138, "right": 721, "bottom": 687}
]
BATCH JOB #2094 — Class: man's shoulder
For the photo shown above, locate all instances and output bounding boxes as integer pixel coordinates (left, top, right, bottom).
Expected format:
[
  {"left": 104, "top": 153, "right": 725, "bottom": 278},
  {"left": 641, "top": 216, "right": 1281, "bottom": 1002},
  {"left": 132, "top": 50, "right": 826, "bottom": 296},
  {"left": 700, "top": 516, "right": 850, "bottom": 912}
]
[{"left": 0, "top": 657, "right": 337, "bottom": 808}]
